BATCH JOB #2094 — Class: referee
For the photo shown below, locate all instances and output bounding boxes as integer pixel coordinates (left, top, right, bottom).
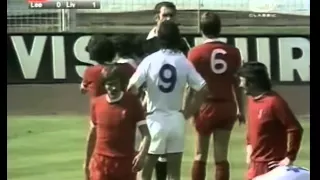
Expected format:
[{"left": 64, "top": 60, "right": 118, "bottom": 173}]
[{"left": 138, "top": 2, "right": 190, "bottom": 180}]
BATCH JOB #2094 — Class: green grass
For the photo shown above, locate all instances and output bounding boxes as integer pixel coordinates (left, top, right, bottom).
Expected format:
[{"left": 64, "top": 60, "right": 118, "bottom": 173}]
[{"left": 8, "top": 116, "right": 310, "bottom": 180}]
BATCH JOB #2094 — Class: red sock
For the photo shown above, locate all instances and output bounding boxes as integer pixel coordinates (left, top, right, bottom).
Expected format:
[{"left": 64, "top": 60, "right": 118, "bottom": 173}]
[
  {"left": 215, "top": 160, "right": 230, "bottom": 180},
  {"left": 192, "top": 161, "right": 206, "bottom": 180}
]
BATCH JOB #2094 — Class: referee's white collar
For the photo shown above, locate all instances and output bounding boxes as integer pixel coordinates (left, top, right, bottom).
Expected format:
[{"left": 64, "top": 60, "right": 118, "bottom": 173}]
[
  {"left": 146, "top": 27, "right": 157, "bottom": 40},
  {"left": 203, "top": 38, "right": 221, "bottom": 44}
]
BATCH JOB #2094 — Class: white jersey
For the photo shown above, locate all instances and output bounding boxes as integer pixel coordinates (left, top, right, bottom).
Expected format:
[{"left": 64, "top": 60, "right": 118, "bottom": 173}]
[
  {"left": 254, "top": 166, "right": 310, "bottom": 180},
  {"left": 129, "top": 50, "right": 206, "bottom": 113}
]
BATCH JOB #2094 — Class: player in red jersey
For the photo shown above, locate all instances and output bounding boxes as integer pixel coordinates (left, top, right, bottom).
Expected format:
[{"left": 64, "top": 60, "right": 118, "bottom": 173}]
[
  {"left": 186, "top": 12, "right": 244, "bottom": 180},
  {"left": 80, "top": 35, "right": 115, "bottom": 100},
  {"left": 237, "top": 62, "right": 303, "bottom": 180},
  {"left": 85, "top": 64, "right": 151, "bottom": 180},
  {"left": 82, "top": 35, "right": 137, "bottom": 180}
]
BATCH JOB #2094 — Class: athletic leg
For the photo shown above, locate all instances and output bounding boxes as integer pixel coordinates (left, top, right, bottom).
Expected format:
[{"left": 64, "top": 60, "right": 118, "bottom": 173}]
[
  {"left": 213, "top": 129, "right": 232, "bottom": 180},
  {"left": 155, "top": 156, "right": 167, "bottom": 180},
  {"left": 141, "top": 154, "right": 160, "bottom": 180},
  {"left": 141, "top": 114, "right": 167, "bottom": 180},
  {"left": 166, "top": 112, "right": 185, "bottom": 180},
  {"left": 166, "top": 152, "right": 183, "bottom": 180},
  {"left": 192, "top": 134, "right": 210, "bottom": 180}
]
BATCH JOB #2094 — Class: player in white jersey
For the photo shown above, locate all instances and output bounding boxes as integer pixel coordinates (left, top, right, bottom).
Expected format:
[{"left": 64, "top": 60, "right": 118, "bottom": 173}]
[
  {"left": 253, "top": 166, "right": 310, "bottom": 180},
  {"left": 127, "top": 20, "right": 208, "bottom": 180}
]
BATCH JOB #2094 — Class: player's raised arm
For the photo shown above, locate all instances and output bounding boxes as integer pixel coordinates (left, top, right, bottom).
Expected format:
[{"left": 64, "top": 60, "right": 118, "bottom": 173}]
[
  {"left": 183, "top": 62, "right": 209, "bottom": 119},
  {"left": 272, "top": 97, "right": 304, "bottom": 162},
  {"left": 127, "top": 58, "right": 150, "bottom": 95}
]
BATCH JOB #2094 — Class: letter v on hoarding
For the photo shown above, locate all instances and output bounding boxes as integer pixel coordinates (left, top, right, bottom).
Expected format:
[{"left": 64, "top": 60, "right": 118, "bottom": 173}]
[{"left": 11, "top": 36, "right": 47, "bottom": 79}]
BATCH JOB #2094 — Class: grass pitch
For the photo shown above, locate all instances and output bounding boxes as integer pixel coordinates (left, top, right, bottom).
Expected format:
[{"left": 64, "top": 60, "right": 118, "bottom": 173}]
[{"left": 8, "top": 116, "right": 310, "bottom": 180}]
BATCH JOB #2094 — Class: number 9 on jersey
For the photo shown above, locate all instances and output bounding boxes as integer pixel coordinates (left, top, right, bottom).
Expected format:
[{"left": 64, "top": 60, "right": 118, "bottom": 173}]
[{"left": 158, "top": 64, "right": 177, "bottom": 93}]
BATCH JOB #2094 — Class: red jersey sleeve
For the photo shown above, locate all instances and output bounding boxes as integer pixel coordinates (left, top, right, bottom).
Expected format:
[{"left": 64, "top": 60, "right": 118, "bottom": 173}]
[
  {"left": 272, "top": 96, "right": 304, "bottom": 161},
  {"left": 187, "top": 48, "right": 202, "bottom": 71},
  {"left": 90, "top": 98, "right": 97, "bottom": 126}
]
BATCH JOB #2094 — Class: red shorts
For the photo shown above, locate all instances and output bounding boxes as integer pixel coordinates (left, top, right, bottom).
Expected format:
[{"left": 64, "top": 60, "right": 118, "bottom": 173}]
[
  {"left": 89, "top": 154, "right": 136, "bottom": 180},
  {"left": 194, "top": 100, "right": 237, "bottom": 135},
  {"left": 247, "top": 161, "right": 269, "bottom": 180}
]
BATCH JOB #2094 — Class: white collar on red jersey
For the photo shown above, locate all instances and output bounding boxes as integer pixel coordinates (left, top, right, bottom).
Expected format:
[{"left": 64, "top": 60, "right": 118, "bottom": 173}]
[
  {"left": 105, "top": 92, "right": 124, "bottom": 103},
  {"left": 203, "top": 38, "right": 222, "bottom": 44},
  {"left": 253, "top": 92, "right": 268, "bottom": 100},
  {"left": 116, "top": 58, "right": 137, "bottom": 68},
  {"left": 146, "top": 27, "right": 157, "bottom": 40}
]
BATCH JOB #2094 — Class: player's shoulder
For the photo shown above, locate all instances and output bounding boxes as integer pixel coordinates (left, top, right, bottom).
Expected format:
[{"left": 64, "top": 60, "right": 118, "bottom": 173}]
[
  {"left": 123, "top": 92, "right": 140, "bottom": 104},
  {"left": 143, "top": 50, "right": 163, "bottom": 63},
  {"left": 189, "top": 43, "right": 209, "bottom": 54},
  {"left": 267, "top": 91, "right": 288, "bottom": 106},
  {"left": 91, "top": 95, "right": 105, "bottom": 104}
]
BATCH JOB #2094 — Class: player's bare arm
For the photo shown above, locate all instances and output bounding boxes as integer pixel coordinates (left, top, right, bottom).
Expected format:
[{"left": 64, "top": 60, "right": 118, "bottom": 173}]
[
  {"left": 84, "top": 121, "right": 96, "bottom": 167},
  {"left": 84, "top": 101, "right": 97, "bottom": 164},
  {"left": 133, "top": 123, "right": 151, "bottom": 172},
  {"left": 272, "top": 97, "right": 304, "bottom": 164},
  {"left": 233, "top": 49, "right": 245, "bottom": 124},
  {"left": 183, "top": 60, "right": 209, "bottom": 120},
  {"left": 184, "top": 85, "right": 209, "bottom": 120},
  {"left": 127, "top": 59, "right": 149, "bottom": 95}
]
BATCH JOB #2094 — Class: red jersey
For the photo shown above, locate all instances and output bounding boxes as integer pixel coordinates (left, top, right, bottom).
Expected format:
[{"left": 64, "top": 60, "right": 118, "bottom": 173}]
[
  {"left": 81, "top": 65, "right": 106, "bottom": 99},
  {"left": 246, "top": 91, "right": 303, "bottom": 162},
  {"left": 188, "top": 39, "right": 241, "bottom": 101},
  {"left": 90, "top": 92, "right": 145, "bottom": 158},
  {"left": 82, "top": 63, "right": 136, "bottom": 98}
]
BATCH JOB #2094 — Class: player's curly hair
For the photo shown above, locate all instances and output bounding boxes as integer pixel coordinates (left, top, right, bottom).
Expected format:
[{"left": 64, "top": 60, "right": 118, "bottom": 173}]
[
  {"left": 85, "top": 35, "right": 116, "bottom": 64},
  {"left": 200, "top": 12, "right": 222, "bottom": 37},
  {"left": 109, "top": 35, "right": 135, "bottom": 58},
  {"left": 158, "top": 20, "right": 182, "bottom": 51},
  {"left": 238, "top": 61, "right": 272, "bottom": 91}
]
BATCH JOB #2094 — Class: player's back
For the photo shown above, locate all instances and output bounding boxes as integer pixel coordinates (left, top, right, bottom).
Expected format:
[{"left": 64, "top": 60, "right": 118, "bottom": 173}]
[
  {"left": 144, "top": 50, "right": 192, "bottom": 113},
  {"left": 189, "top": 41, "right": 241, "bottom": 101},
  {"left": 253, "top": 166, "right": 310, "bottom": 180},
  {"left": 82, "top": 65, "right": 106, "bottom": 98}
]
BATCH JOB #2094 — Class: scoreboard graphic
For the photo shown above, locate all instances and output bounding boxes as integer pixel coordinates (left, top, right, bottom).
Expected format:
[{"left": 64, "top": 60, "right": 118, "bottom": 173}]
[{"left": 28, "top": 0, "right": 100, "bottom": 9}]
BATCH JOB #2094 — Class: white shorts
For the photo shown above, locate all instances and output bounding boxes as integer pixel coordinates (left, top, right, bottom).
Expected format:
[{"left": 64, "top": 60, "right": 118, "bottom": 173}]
[{"left": 146, "top": 111, "right": 185, "bottom": 154}]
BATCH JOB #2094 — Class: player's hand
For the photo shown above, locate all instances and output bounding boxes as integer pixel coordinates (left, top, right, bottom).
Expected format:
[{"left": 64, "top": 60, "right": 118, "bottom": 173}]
[
  {"left": 278, "top": 157, "right": 293, "bottom": 166},
  {"left": 132, "top": 153, "right": 145, "bottom": 172},
  {"left": 268, "top": 157, "right": 293, "bottom": 169}
]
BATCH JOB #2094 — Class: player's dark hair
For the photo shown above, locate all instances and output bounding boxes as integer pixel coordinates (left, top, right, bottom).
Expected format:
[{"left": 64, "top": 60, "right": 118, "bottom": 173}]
[
  {"left": 85, "top": 35, "right": 116, "bottom": 64},
  {"left": 132, "top": 35, "right": 146, "bottom": 59},
  {"left": 157, "top": 20, "right": 182, "bottom": 50},
  {"left": 103, "top": 63, "right": 128, "bottom": 90},
  {"left": 154, "top": 1, "right": 177, "bottom": 15},
  {"left": 200, "top": 12, "right": 222, "bottom": 37},
  {"left": 238, "top": 62, "right": 272, "bottom": 91},
  {"left": 109, "top": 35, "right": 135, "bottom": 58}
]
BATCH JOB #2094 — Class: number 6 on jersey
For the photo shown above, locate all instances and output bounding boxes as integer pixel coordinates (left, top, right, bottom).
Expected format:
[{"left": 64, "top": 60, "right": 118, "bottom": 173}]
[{"left": 210, "top": 48, "right": 227, "bottom": 74}]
